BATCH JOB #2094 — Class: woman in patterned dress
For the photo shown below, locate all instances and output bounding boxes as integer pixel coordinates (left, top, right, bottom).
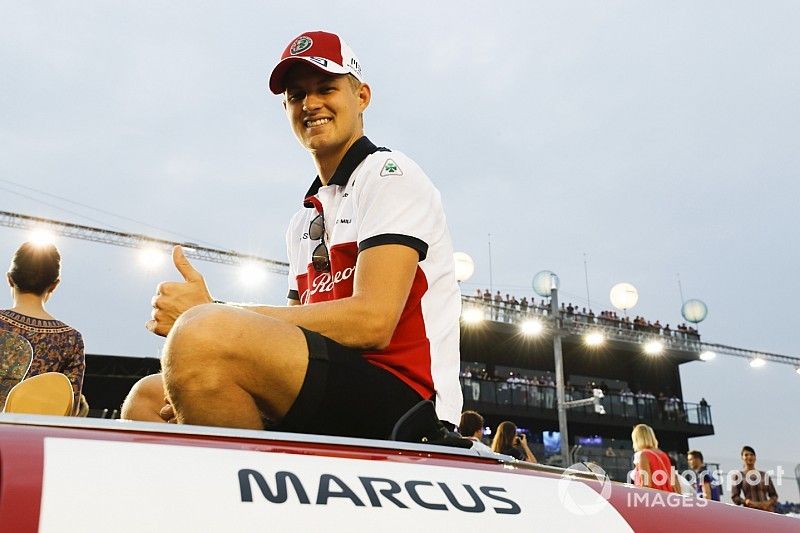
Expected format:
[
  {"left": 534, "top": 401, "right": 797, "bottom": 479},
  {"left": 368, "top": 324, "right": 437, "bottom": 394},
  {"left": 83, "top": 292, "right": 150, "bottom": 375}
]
[{"left": 1, "top": 242, "right": 84, "bottom": 414}]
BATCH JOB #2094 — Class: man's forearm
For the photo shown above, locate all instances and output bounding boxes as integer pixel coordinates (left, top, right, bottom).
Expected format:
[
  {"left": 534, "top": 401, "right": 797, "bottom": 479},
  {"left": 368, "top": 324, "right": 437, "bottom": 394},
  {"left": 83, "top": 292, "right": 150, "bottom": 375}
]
[{"left": 233, "top": 296, "right": 394, "bottom": 349}]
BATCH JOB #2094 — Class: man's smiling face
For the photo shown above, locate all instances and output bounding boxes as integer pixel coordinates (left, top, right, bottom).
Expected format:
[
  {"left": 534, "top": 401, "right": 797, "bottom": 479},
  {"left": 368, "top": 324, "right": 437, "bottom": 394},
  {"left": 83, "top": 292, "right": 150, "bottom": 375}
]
[{"left": 283, "top": 63, "right": 370, "bottom": 159}]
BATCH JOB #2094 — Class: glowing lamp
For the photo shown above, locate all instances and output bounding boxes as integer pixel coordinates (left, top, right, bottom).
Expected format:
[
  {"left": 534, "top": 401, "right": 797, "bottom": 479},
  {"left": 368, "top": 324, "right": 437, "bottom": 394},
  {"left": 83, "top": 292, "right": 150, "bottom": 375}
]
[
  {"left": 699, "top": 351, "right": 716, "bottom": 362},
  {"left": 453, "top": 252, "right": 475, "bottom": 283},
  {"left": 644, "top": 340, "right": 664, "bottom": 355},
  {"left": 238, "top": 261, "right": 267, "bottom": 286},
  {"left": 138, "top": 247, "right": 166, "bottom": 270},
  {"left": 584, "top": 332, "right": 605, "bottom": 346},
  {"left": 532, "top": 270, "right": 559, "bottom": 298},
  {"left": 520, "top": 319, "right": 544, "bottom": 336},
  {"left": 610, "top": 283, "right": 638, "bottom": 311},
  {"left": 681, "top": 299, "right": 708, "bottom": 324},
  {"left": 462, "top": 308, "right": 484, "bottom": 324},
  {"left": 28, "top": 228, "right": 57, "bottom": 246}
]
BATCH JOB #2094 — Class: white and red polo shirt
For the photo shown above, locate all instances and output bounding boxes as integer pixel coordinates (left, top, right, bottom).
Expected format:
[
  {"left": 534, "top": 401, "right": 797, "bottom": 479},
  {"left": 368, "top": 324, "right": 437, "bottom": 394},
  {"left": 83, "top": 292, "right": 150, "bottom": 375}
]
[{"left": 285, "top": 136, "right": 462, "bottom": 424}]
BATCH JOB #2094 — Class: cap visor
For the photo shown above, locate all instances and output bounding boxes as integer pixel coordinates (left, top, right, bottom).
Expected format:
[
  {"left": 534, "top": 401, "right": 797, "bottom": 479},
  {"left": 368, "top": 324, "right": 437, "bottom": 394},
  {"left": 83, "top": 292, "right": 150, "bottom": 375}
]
[{"left": 268, "top": 56, "right": 350, "bottom": 94}]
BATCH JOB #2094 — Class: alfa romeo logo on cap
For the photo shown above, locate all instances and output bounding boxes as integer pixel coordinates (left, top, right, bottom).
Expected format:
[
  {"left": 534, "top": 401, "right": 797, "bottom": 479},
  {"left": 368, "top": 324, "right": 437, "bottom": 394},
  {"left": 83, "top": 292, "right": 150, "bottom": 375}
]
[{"left": 290, "top": 36, "right": 313, "bottom": 55}]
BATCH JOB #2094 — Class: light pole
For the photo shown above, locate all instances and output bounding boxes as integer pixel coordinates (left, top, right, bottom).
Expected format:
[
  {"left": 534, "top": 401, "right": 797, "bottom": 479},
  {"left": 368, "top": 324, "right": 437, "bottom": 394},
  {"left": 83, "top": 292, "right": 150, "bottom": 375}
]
[
  {"left": 533, "top": 270, "right": 569, "bottom": 463},
  {"left": 534, "top": 270, "right": 607, "bottom": 465},
  {"left": 550, "top": 283, "right": 570, "bottom": 465}
]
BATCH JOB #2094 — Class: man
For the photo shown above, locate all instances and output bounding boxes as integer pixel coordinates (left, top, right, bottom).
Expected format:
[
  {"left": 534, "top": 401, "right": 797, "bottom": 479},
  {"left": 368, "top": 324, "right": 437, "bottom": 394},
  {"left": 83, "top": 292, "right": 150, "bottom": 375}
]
[
  {"left": 121, "top": 31, "right": 462, "bottom": 439},
  {"left": 699, "top": 397, "right": 710, "bottom": 424},
  {"left": 457, "top": 410, "right": 492, "bottom": 453},
  {"left": 686, "top": 450, "right": 721, "bottom": 501},
  {"left": 731, "top": 446, "right": 778, "bottom": 512}
]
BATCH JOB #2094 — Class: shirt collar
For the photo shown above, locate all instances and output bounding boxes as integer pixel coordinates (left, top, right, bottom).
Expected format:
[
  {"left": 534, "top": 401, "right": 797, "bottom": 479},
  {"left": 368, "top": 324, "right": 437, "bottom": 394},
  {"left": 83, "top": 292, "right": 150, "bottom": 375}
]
[{"left": 303, "top": 136, "right": 379, "bottom": 207}]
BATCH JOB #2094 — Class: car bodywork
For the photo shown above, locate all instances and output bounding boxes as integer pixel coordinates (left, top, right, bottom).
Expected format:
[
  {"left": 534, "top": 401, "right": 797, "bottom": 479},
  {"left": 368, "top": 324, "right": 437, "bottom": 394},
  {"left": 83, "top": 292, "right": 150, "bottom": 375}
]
[{"left": 0, "top": 415, "right": 795, "bottom": 532}]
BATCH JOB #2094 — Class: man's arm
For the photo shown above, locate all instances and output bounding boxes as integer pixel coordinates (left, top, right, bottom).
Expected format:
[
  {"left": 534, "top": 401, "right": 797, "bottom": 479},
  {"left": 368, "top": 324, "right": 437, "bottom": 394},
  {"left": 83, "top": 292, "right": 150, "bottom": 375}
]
[
  {"left": 701, "top": 479, "right": 713, "bottom": 500},
  {"left": 241, "top": 243, "right": 419, "bottom": 349},
  {"left": 149, "top": 244, "right": 419, "bottom": 350},
  {"left": 765, "top": 475, "right": 779, "bottom": 510}
]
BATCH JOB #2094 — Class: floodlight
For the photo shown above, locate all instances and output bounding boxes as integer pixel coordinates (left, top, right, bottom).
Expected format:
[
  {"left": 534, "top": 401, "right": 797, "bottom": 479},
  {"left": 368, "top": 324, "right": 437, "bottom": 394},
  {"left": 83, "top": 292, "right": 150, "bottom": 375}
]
[
  {"left": 138, "top": 247, "right": 166, "bottom": 270},
  {"left": 749, "top": 357, "right": 766, "bottom": 368},
  {"left": 461, "top": 308, "right": 484, "bottom": 324},
  {"left": 644, "top": 340, "right": 664, "bottom": 355},
  {"left": 584, "top": 332, "right": 605, "bottom": 346},
  {"left": 29, "top": 228, "right": 57, "bottom": 246},
  {"left": 699, "top": 351, "right": 716, "bottom": 362},
  {"left": 520, "top": 319, "right": 544, "bottom": 336},
  {"left": 238, "top": 261, "right": 267, "bottom": 286},
  {"left": 795, "top": 367, "right": 800, "bottom": 376}
]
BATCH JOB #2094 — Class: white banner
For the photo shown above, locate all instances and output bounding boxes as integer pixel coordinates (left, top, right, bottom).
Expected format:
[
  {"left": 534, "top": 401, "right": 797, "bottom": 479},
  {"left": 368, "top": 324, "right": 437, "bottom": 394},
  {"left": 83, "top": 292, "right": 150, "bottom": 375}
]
[{"left": 39, "top": 437, "right": 631, "bottom": 532}]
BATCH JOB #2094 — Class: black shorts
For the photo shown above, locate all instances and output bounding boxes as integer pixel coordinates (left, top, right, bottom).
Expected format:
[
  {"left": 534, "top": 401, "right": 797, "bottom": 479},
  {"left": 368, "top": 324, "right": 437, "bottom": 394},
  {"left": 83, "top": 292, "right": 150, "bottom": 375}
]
[{"left": 272, "top": 327, "right": 425, "bottom": 440}]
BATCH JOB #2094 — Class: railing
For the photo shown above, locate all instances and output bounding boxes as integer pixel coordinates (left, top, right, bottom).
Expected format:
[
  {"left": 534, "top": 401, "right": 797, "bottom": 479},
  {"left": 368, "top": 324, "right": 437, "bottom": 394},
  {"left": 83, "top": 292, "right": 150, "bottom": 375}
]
[{"left": 460, "top": 377, "right": 713, "bottom": 426}]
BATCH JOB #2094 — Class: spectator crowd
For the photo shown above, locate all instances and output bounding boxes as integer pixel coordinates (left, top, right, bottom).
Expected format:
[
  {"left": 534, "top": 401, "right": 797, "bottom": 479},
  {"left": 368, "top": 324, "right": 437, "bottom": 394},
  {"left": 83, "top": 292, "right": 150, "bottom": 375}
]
[{"left": 470, "top": 288, "right": 701, "bottom": 340}]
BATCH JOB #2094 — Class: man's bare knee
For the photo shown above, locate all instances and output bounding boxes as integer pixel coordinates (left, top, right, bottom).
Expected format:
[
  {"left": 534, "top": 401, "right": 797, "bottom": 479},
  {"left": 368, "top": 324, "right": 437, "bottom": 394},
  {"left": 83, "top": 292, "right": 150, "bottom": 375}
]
[
  {"left": 162, "top": 304, "right": 232, "bottom": 377},
  {"left": 160, "top": 304, "right": 307, "bottom": 425},
  {"left": 121, "top": 373, "right": 167, "bottom": 422}
]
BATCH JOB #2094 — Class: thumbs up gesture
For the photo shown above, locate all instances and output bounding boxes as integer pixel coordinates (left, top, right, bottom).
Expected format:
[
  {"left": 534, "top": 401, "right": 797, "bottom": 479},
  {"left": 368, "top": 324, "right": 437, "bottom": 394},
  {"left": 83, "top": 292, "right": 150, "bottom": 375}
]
[{"left": 146, "top": 246, "right": 213, "bottom": 337}]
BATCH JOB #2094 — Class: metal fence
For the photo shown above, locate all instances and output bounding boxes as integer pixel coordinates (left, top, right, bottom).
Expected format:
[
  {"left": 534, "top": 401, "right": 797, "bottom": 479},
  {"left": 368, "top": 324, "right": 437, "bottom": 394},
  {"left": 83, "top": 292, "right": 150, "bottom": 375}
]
[{"left": 461, "top": 377, "right": 712, "bottom": 426}]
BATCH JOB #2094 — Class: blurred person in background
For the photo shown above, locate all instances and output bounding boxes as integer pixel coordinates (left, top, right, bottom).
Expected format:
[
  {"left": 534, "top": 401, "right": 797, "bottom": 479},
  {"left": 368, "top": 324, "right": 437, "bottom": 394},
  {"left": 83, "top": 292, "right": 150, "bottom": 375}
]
[
  {"left": 458, "top": 410, "right": 492, "bottom": 453},
  {"left": 732, "top": 446, "right": 778, "bottom": 512},
  {"left": 687, "top": 449, "right": 721, "bottom": 501},
  {"left": 1, "top": 242, "right": 84, "bottom": 414},
  {"left": 491, "top": 420, "right": 536, "bottom": 463},
  {"left": 630, "top": 424, "right": 679, "bottom": 493}
]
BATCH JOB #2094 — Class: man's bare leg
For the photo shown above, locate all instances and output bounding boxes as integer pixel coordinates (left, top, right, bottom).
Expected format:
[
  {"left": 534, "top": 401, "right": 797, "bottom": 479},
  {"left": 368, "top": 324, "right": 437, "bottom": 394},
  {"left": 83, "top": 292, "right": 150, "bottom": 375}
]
[
  {"left": 121, "top": 373, "right": 168, "bottom": 422},
  {"left": 160, "top": 303, "right": 309, "bottom": 429}
]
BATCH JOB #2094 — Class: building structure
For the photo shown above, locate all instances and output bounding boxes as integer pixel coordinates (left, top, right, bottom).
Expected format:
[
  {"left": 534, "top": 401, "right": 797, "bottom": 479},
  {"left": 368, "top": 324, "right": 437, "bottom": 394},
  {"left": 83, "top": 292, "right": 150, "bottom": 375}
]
[{"left": 459, "top": 296, "right": 714, "bottom": 480}]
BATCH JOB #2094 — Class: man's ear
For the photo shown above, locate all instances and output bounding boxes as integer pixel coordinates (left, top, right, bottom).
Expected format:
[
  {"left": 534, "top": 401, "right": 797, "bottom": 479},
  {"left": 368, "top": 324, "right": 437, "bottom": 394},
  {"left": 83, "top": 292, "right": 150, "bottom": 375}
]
[
  {"left": 358, "top": 82, "right": 371, "bottom": 113},
  {"left": 6, "top": 273, "right": 14, "bottom": 288}
]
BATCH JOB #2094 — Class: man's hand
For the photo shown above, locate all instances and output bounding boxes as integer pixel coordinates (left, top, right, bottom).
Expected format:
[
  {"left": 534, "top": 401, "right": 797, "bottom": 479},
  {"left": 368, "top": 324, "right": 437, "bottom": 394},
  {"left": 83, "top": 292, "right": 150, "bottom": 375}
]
[
  {"left": 146, "top": 246, "right": 213, "bottom": 337},
  {"left": 159, "top": 398, "right": 177, "bottom": 423}
]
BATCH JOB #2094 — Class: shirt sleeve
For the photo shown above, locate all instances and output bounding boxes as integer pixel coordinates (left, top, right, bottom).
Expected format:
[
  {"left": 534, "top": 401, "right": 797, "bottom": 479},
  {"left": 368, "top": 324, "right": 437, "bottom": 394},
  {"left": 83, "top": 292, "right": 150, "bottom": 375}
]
[
  {"left": 353, "top": 153, "right": 443, "bottom": 262},
  {"left": 285, "top": 211, "right": 302, "bottom": 301}
]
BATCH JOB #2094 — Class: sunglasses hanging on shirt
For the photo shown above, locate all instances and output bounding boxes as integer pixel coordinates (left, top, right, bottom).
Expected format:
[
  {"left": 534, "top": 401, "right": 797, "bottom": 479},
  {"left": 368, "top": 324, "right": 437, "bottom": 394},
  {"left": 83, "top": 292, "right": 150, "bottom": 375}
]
[{"left": 308, "top": 213, "right": 330, "bottom": 273}]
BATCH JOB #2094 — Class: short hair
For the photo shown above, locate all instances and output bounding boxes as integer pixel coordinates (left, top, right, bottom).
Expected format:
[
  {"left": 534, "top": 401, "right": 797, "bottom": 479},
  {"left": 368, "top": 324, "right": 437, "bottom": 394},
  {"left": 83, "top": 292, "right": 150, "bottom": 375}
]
[
  {"left": 345, "top": 73, "right": 362, "bottom": 93},
  {"left": 687, "top": 449, "right": 704, "bottom": 462},
  {"left": 458, "top": 410, "right": 484, "bottom": 437},
  {"left": 8, "top": 242, "right": 61, "bottom": 295},
  {"left": 631, "top": 424, "right": 659, "bottom": 452},
  {"left": 741, "top": 445, "right": 756, "bottom": 456}
]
